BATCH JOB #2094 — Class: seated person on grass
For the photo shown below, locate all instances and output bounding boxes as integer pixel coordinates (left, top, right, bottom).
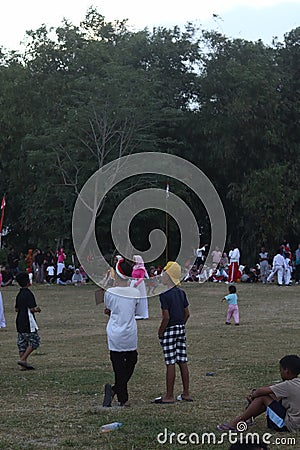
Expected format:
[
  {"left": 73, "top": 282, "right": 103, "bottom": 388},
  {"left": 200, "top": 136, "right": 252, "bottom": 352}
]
[
  {"left": 72, "top": 268, "right": 84, "bottom": 286},
  {"left": 218, "top": 355, "right": 300, "bottom": 433}
]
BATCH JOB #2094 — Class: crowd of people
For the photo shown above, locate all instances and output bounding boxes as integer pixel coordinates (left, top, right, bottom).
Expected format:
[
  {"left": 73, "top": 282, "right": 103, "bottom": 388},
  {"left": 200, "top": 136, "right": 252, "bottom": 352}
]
[
  {"left": 1, "top": 242, "right": 299, "bottom": 447},
  {"left": 184, "top": 241, "right": 300, "bottom": 287},
  {"left": 0, "top": 246, "right": 89, "bottom": 287}
]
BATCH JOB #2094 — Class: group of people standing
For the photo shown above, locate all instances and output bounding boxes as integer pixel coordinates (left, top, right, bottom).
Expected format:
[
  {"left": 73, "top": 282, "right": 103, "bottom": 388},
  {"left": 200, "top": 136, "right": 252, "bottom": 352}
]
[{"left": 102, "top": 258, "right": 192, "bottom": 408}]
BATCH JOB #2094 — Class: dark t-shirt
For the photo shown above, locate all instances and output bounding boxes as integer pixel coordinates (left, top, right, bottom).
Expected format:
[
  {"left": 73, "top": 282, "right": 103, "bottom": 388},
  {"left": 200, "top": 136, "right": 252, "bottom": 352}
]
[
  {"left": 15, "top": 288, "right": 37, "bottom": 333},
  {"left": 159, "top": 287, "right": 189, "bottom": 327}
]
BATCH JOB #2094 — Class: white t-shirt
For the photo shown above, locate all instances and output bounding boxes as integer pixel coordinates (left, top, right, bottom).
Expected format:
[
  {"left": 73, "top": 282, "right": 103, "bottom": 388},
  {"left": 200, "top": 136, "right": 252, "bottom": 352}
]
[
  {"left": 104, "top": 286, "right": 140, "bottom": 352},
  {"left": 46, "top": 265, "right": 55, "bottom": 276}
]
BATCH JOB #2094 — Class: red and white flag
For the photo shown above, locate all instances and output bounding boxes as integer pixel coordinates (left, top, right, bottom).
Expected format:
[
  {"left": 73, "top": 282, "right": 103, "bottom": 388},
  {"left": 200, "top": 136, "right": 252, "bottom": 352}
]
[
  {"left": 166, "top": 182, "right": 170, "bottom": 199},
  {"left": 0, "top": 194, "right": 6, "bottom": 235}
]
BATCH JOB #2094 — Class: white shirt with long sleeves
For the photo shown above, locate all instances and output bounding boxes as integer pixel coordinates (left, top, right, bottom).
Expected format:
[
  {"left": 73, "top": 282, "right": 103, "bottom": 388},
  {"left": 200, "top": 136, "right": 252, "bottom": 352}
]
[
  {"left": 229, "top": 248, "right": 240, "bottom": 263},
  {"left": 272, "top": 254, "right": 285, "bottom": 269}
]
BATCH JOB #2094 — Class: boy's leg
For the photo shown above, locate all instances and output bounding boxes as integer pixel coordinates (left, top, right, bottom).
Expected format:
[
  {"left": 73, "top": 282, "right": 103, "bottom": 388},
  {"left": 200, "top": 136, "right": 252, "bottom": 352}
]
[
  {"left": 19, "top": 345, "right": 35, "bottom": 362},
  {"left": 165, "top": 364, "right": 176, "bottom": 401},
  {"left": 277, "top": 267, "right": 283, "bottom": 285},
  {"left": 122, "top": 350, "right": 138, "bottom": 404},
  {"left": 110, "top": 351, "right": 132, "bottom": 405},
  {"left": 178, "top": 362, "right": 192, "bottom": 400},
  {"left": 17, "top": 332, "right": 40, "bottom": 367},
  {"left": 159, "top": 326, "right": 177, "bottom": 402},
  {"left": 225, "top": 394, "right": 275, "bottom": 428}
]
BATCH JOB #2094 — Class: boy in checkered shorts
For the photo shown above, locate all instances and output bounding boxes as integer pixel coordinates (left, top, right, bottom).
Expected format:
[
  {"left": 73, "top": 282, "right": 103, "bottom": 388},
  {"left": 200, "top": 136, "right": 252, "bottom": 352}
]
[
  {"left": 153, "top": 261, "right": 192, "bottom": 404},
  {"left": 15, "top": 272, "right": 41, "bottom": 370}
]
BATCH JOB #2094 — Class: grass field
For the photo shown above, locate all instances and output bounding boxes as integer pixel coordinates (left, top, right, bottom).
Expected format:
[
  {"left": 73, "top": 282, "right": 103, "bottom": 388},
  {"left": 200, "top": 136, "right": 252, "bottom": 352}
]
[{"left": 0, "top": 281, "right": 299, "bottom": 450}]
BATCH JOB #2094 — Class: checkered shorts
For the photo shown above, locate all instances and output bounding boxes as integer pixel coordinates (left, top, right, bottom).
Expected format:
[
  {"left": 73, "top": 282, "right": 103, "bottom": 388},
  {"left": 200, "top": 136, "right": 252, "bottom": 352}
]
[
  {"left": 17, "top": 331, "right": 41, "bottom": 353},
  {"left": 160, "top": 324, "right": 187, "bottom": 365}
]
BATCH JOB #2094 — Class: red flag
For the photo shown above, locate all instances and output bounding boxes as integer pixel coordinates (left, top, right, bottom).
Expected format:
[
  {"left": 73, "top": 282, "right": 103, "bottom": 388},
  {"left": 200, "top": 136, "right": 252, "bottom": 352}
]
[{"left": 0, "top": 194, "right": 6, "bottom": 235}]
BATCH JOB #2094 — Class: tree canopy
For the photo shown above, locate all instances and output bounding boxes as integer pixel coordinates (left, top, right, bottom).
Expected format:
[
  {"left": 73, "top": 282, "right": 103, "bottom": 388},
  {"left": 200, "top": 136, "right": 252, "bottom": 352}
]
[{"left": 0, "top": 8, "right": 299, "bottom": 262}]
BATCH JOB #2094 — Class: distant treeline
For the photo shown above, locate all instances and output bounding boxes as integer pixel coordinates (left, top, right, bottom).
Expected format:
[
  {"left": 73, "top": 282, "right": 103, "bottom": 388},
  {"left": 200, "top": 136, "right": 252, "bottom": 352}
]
[{"left": 0, "top": 8, "right": 299, "bottom": 263}]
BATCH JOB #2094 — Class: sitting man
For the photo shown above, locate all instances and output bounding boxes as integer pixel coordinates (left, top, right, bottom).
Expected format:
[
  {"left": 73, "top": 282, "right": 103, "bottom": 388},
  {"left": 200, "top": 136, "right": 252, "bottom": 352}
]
[{"left": 218, "top": 355, "right": 300, "bottom": 433}]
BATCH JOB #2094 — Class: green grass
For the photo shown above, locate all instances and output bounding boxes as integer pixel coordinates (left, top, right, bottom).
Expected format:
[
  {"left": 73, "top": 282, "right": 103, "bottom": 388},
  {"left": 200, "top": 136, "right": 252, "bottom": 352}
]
[{"left": 0, "top": 282, "right": 299, "bottom": 449}]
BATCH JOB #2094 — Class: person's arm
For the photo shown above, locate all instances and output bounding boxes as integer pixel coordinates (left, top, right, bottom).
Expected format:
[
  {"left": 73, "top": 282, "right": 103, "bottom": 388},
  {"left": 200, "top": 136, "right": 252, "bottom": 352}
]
[
  {"left": 184, "top": 306, "right": 190, "bottom": 324},
  {"left": 30, "top": 306, "right": 41, "bottom": 313},
  {"left": 133, "top": 269, "right": 145, "bottom": 287},
  {"left": 247, "top": 386, "right": 273, "bottom": 402},
  {"left": 134, "top": 277, "right": 144, "bottom": 287},
  {"left": 158, "top": 309, "right": 170, "bottom": 338}
]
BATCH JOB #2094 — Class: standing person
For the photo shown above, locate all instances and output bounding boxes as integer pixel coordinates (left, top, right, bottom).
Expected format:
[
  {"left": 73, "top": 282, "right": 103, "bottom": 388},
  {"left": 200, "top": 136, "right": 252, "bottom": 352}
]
[
  {"left": 102, "top": 258, "right": 140, "bottom": 407},
  {"left": 258, "top": 246, "right": 269, "bottom": 283},
  {"left": 56, "top": 247, "right": 66, "bottom": 283},
  {"left": 25, "top": 249, "right": 34, "bottom": 273},
  {"left": 295, "top": 244, "right": 300, "bottom": 284},
  {"left": 0, "top": 272, "right": 6, "bottom": 329},
  {"left": 45, "top": 262, "right": 56, "bottom": 284},
  {"left": 34, "top": 249, "right": 45, "bottom": 284},
  {"left": 153, "top": 261, "right": 192, "bottom": 404},
  {"left": 211, "top": 246, "right": 222, "bottom": 267},
  {"left": 131, "top": 255, "right": 149, "bottom": 320},
  {"left": 7, "top": 247, "right": 20, "bottom": 279},
  {"left": 15, "top": 272, "right": 41, "bottom": 370},
  {"left": 195, "top": 243, "right": 207, "bottom": 270},
  {"left": 228, "top": 245, "right": 240, "bottom": 283},
  {"left": 219, "top": 252, "right": 229, "bottom": 271},
  {"left": 222, "top": 285, "right": 239, "bottom": 325},
  {"left": 284, "top": 249, "right": 292, "bottom": 286},
  {"left": 267, "top": 249, "right": 285, "bottom": 286}
]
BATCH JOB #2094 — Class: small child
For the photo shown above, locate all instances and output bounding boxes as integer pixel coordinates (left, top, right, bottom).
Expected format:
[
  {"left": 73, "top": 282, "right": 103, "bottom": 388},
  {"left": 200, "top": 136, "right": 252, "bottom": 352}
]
[
  {"left": 222, "top": 285, "right": 239, "bottom": 325},
  {"left": 46, "top": 263, "right": 56, "bottom": 284},
  {"left": 152, "top": 261, "right": 192, "bottom": 404},
  {"left": 15, "top": 272, "right": 41, "bottom": 370}
]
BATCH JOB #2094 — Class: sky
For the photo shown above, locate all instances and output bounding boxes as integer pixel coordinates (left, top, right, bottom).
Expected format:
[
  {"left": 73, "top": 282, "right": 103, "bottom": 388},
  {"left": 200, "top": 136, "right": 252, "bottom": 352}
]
[{"left": 1, "top": 0, "right": 300, "bottom": 51}]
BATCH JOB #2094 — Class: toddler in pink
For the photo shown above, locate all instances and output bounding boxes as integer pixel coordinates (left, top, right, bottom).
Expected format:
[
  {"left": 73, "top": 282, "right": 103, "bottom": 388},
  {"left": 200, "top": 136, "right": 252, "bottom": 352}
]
[{"left": 222, "top": 285, "right": 239, "bottom": 325}]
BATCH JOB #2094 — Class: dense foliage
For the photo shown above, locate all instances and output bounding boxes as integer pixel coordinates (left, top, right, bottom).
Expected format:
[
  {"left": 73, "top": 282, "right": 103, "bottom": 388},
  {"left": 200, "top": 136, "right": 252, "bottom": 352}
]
[{"left": 0, "top": 8, "right": 299, "bottom": 262}]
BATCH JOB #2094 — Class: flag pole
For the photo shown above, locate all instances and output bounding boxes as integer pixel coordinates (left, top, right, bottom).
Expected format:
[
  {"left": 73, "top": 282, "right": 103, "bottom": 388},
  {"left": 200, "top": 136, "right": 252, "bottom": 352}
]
[
  {"left": 165, "top": 208, "right": 168, "bottom": 264},
  {"left": 165, "top": 182, "right": 169, "bottom": 264},
  {"left": 0, "top": 194, "right": 6, "bottom": 249}
]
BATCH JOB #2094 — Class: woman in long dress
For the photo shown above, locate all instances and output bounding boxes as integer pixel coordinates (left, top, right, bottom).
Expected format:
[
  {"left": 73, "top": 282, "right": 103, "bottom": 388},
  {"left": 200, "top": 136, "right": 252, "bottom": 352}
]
[
  {"left": 131, "top": 255, "right": 149, "bottom": 319},
  {"left": 0, "top": 272, "right": 6, "bottom": 329}
]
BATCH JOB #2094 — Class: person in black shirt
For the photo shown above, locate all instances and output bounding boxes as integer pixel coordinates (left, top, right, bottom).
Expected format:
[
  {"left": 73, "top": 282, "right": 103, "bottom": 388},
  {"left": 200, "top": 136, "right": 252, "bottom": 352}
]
[
  {"left": 7, "top": 247, "right": 20, "bottom": 278},
  {"left": 34, "top": 249, "right": 45, "bottom": 284},
  {"left": 15, "top": 272, "right": 41, "bottom": 370}
]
